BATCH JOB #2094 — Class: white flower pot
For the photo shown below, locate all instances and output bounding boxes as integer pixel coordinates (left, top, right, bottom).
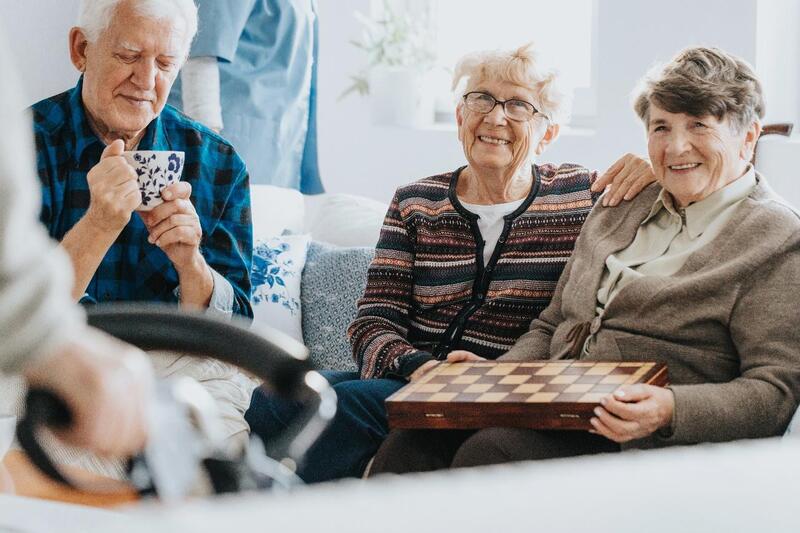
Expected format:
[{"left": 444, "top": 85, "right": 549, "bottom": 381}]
[{"left": 369, "top": 66, "right": 434, "bottom": 128}]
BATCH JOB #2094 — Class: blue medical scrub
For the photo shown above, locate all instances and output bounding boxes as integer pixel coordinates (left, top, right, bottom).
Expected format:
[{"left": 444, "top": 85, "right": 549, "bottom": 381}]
[{"left": 170, "top": 0, "right": 323, "bottom": 192}]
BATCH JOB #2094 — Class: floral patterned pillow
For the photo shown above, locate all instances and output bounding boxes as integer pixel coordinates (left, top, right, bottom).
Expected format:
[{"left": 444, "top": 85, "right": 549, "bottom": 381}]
[{"left": 250, "top": 234, "right": 311, "bottom": 342}]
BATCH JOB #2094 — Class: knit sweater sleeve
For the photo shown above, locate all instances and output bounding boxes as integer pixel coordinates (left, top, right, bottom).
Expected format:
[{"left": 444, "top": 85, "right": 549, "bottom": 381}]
[{"left": 347, "top": 190, "right": 428, "bottom": 379}]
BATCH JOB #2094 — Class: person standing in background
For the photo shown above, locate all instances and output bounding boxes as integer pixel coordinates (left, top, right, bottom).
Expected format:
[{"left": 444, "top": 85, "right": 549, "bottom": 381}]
[{"left": 170, "top": 0, "right": 323, "bottom": 192}]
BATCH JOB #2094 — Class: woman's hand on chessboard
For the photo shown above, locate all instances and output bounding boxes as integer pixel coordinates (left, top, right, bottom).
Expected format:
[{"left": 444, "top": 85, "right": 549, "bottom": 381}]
[
  {"left": 446, "top": 351, "right": 486, "bottom": 363},
  {"left": 588, "top": 384, "right": 675, "bottom": 443}
]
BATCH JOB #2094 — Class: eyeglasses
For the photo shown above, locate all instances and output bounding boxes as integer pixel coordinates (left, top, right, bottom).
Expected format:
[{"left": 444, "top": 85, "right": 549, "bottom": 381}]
[{"left": 462, "top": 91, "right": 548, "bottom": 122}]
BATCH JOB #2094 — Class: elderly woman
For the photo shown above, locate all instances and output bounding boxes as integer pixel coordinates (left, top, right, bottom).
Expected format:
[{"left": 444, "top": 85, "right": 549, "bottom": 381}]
[
  {"left": 245, "top": 43, "right": 655, "bottom": 482},
  {"left": 369, "top": 46, "right": 800, "bottom": 475}
]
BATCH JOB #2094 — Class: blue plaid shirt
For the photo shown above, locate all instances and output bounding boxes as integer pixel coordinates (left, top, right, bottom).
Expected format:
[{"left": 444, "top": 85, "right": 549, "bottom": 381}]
[{"left": 32, "top": 79, "right": 253, "bottom": 318}]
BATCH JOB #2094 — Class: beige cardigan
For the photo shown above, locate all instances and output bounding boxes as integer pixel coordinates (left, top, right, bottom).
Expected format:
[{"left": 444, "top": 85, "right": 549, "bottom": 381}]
[{"left": 502, "top": 177, "right": 800, "bottom": 448}]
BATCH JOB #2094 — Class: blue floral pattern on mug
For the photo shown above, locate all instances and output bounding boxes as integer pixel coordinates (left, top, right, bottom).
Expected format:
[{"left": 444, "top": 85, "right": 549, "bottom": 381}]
[
  {"left": 125, "top": 151, "right": 185, "bottom": 210},
  {"left": 252, "top": 240, "right": 300, "bottom": 315}
]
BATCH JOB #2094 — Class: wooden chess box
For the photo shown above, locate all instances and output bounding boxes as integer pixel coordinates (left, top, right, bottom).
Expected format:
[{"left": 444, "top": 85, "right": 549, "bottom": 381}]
[{"left": 386, "top": 360, "right": 669, "bottom": 430}]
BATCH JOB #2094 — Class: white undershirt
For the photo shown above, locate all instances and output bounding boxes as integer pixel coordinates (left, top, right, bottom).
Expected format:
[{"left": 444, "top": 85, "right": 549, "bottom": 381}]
[{"left": 460, "top": 198, "right": 525, "bottom": 266}]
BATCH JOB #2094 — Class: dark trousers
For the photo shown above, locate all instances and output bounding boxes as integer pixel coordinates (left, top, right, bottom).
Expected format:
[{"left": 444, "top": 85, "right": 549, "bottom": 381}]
[
  {"left": 244, "top": 370, "right": 405, "bottom": 483},
  {"left": 369, "top": 427, "right": 621, "bottom": 475}
]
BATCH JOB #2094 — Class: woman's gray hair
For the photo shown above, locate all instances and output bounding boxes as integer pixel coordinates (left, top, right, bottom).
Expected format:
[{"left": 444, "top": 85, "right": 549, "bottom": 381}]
[
  {"left": 452, "top": 43, "right": 569, "bottom": 124},
  {"left": 633, "top": 46, "right": 765, "bottom": 132},
  {"left": 78, "top": 0, "right": 198, "bottom": 54}
]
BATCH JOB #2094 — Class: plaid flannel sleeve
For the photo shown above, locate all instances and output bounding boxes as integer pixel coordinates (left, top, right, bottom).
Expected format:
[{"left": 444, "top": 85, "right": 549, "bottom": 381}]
[{"left": 200, "top": 160, "right": 253, "bottom": 319}]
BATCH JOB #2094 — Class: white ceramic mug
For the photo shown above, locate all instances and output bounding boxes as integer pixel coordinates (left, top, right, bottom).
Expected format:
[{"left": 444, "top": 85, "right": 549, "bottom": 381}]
[{"left": 123, "top": 150, "right": 185, "bottom": 211}]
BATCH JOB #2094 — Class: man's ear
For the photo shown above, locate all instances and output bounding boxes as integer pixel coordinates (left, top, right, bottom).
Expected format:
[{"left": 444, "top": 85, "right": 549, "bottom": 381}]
[
  {"left": 740, "top": 121, "right": 762, "bottom": 162},
  {"left": 69, "top": 27, "right": 90, "bottom": 73},
  {"left": 534, "top": 123, "right": 560, "bottom": 155}
]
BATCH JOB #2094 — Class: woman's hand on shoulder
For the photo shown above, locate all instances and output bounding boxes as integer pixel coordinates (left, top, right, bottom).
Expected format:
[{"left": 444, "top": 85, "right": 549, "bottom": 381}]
[
  {"left": 588, "top": 384, "right": 674, "bottom": 443},
  {"left": 591, "top": 154, "right": 655, "bottom": 207}
]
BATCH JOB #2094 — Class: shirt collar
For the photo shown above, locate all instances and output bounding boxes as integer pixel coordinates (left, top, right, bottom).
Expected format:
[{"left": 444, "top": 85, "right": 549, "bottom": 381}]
[
  {"left": 643, "top": 165, "right": 756, "bottom": 238},
  {"left": 68, "top": 76, "right": 170, "bottom": 165}
]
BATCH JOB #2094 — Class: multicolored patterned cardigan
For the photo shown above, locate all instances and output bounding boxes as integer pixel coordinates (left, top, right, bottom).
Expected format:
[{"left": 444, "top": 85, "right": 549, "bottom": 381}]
[{"left": 348, "top": 163, "right": 600, "bottom": 379}]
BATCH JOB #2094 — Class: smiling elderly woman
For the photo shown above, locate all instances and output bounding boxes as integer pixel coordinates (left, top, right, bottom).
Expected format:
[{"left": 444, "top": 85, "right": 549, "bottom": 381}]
[
  {"left": 245, "top": 43, "right": 655, "bottom": 483},
  {"left": 369, "top": 46, "right": 800, "bottom": 475}
]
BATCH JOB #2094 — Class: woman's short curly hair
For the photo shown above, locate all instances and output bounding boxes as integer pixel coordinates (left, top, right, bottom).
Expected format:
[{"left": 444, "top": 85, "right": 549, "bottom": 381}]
[
  {"left": 633, "top": 46, "right": 765, "bottom": 132},
  {"left": 452, "top": 43, "right": 569, "bottom": 124}
]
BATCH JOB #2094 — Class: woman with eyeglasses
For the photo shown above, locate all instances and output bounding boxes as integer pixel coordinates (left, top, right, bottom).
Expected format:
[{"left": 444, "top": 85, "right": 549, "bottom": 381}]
[{"left": 245, "top": 43, "right": 655, "bottom": 483}]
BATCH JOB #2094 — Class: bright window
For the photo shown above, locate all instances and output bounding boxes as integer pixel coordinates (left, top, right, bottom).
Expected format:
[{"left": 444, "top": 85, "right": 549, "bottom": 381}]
[{"left": 431, "top": 0, "right": 596, "bottom": 123}]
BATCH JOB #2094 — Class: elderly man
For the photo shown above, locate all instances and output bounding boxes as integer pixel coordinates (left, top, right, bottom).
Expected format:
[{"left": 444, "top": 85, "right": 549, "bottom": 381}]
[
  {"left": 28, "top": 0, "right": 254, "bottom": 450},
  {"left": 33, "top": 0, "right": 252, "bottom": 316}
]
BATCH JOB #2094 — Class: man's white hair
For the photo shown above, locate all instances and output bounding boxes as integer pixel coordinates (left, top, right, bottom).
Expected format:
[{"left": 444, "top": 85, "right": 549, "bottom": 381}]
[{"left": 78, "top": 0, "right": 198, "bottom": 54}]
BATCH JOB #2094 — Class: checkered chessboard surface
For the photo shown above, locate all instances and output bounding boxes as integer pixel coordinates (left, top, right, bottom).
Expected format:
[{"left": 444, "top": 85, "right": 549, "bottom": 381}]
[
  {"left": 389, "top": 361, "right": 665, "bottom": 404},
  {"left": 386, "top": 360, "right": 669, "bottom": 430}
]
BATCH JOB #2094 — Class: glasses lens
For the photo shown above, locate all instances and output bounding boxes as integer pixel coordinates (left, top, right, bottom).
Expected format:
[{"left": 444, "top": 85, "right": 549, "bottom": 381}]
[
  {"left": 504, "top": 100, "right": 535, "bottom": 121},
  {"left": 465, "top": 93, "right": 496, "bottom": 113}
]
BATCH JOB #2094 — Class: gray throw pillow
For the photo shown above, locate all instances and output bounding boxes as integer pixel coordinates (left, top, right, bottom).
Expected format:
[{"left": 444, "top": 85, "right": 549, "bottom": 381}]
[{"left": 301, "top": 241, "right": 375, "bottom": 371}]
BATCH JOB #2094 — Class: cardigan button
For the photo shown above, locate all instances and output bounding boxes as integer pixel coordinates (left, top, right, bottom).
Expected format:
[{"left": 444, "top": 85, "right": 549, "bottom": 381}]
[{"left": 590, "top": 316, "right": 602, "bottom": 335}]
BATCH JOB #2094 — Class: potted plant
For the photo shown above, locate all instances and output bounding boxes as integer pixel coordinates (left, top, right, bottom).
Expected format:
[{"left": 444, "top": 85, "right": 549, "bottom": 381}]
[{"left": 341, "top": 0, "right": 437, "bottom": 127}]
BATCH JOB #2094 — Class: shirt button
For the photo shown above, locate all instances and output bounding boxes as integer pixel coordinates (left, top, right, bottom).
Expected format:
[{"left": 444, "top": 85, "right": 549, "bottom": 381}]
[
  {"left": 590, "top": 316, "right": 602, "bottom": 335},
  {"left": 476, "top": 293, "right": 485, "bottom": 301}
]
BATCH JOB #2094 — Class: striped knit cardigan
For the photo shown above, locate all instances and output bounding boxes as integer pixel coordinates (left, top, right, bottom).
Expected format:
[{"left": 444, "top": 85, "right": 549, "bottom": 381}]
[{"left": 348, "top": 163, "right": 600, "bottom": 379}]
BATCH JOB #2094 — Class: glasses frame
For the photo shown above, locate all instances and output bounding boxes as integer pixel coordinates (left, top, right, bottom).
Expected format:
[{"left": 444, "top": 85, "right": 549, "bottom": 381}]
[{"left": 462, "top": 91, "right": 549, "bottom": 122}]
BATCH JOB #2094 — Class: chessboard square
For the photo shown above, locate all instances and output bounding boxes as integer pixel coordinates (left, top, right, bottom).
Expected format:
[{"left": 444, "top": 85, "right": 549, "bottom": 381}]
[
  {"left": 528, "top": 374, "right": 556, "bottom": 383},
  {"left": 561, "top": 366, "right": 588, "bottom": 375},
  {"left": 428, "top": 392, "right": 459, "bottom": 402},
  {"left": 389, "top": 391, "right": 410, "bottom": 402},
  {"left": 619, "top": 362, "right": 644, "bottom": 367},
  {"left": 442, "top": 384, "right": 473, "bottom": 394},
  {"left": 600, "top": 374, "right": 629, "bottom": 384},
  {"left": 528, "top": 392, "right": 560, "bottom": 402},
  {"left": 477, "top": 375, "right": 504, "bottom": 384},
  {"left": 550, "top": 374, "right": 580, "bottom": 384},
  {"left": 464, "top": 365, "right": 491, "bottom": 375},
  {"left": 590, "top": 384, "right": 619, "bottom": 394},
  {"left": 452, "top": 375, "right": 481, "bottom": 385},
  {"left": 501, "top": 393, "right": 534, "bottom": 403},
  {"left": 456, "top": 393, "right": 483, "bottom": 402},
  {"left": 490, "top": 385, "right": 521, "bottom": 394},
  {"left": 553, "top": 393, "right": 585, "bottom": 402},
  {"left": 513, "top": 383, "right": 544, "bottom": 394},
  {"left": 610, "top": 366, "right": 637, "bottom": 374},
  {"left": 464, "top": 383, "right": 494, "bottom": 394},
  {"left": 565, "top": 383, "right": 594, "bottom": 394},
  {"left": 578, "top": 393, "right": 607, "bottom": 403},
  {"left": 426, "top": 375, "right": 455, "bottom": 384},
  {"left": 519, "top": 362, "right": 546, "bottom": 367},
  {"left": 541, "top": 383, "right": 570, "bottom": 393},
  {"left": 571, "top": 361, "right": 595, "bottom": 367},
  {"left": 575, "top": 374, "right": 604, "bottom": 384},
  {"left": 586, "top": 364, "right": 618, "bottom": 375},
  {"left": 487, "top": 364, "right": 517, "bottom": 376},
  {"left": 499, "top": 375, "right": 530, "bottom": 385},
  {"left": 414, "top": 383, "right": 446, "bottom": 394},
  {"left": 536, "top": 366, "right": 566, "bottom": 376},
  {"left": 439, "top": 365, "right": 469, "bottom": 375},
  {"left": 477, "top": 392, "right": 509, "bottom": 402}
]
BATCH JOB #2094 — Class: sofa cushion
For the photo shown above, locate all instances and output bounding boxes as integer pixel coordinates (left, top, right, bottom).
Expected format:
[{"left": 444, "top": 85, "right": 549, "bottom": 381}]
[
  {"left": 301, "top": 242, "right": 374, "bottom": 371},
  {"left": 250, "top": 185, "right": 305, "bottom": 238},
  {"left": 303, "top": 193, "right": 386, "bottom": 247},
  {"left": 251, "top": 234, "right": 310, "bottom": 342}
]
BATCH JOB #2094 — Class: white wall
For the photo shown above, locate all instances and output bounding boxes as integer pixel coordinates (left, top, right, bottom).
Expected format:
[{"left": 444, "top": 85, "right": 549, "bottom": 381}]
[
  {"left": 317, "top": 0, "right": 766, "bottom": 202},
  {"left": 2, "top": 0, "right": 798, "bottom": 204},
  {"left": 0, "top": 0, "right": 80, "bottom": 103}
]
